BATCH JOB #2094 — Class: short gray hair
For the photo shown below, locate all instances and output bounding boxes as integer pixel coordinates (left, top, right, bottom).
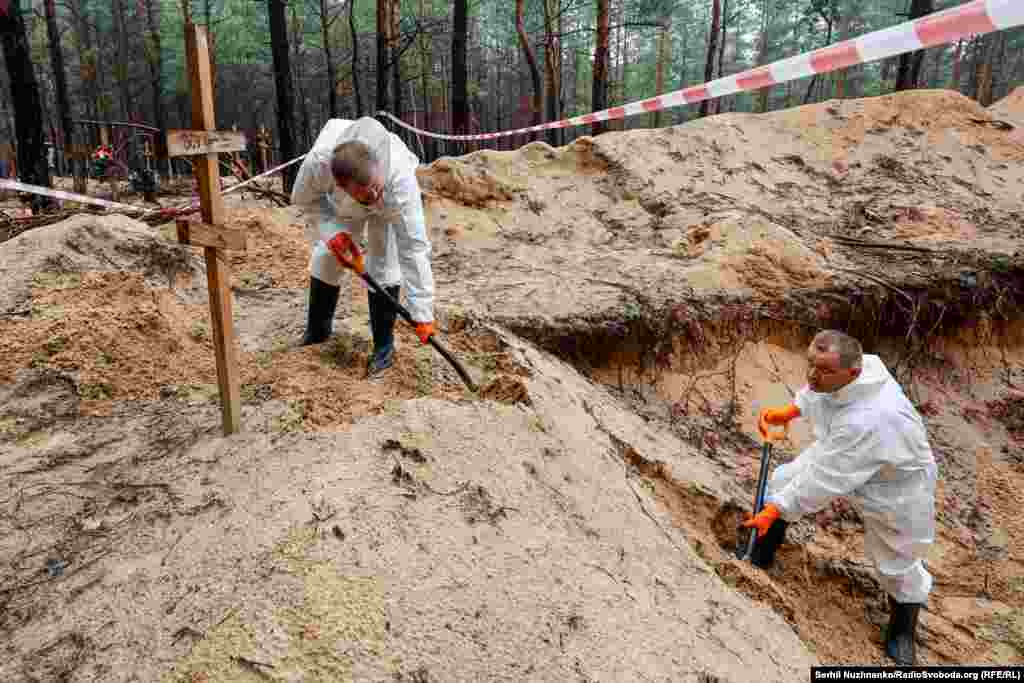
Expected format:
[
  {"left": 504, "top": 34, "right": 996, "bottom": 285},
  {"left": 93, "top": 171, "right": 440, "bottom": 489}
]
[
  {"left": 331, "top": 141, "right": 379, "bottom": 185},
  {"left": 812, "top": 330, "right": 863, "bottom": 369}
]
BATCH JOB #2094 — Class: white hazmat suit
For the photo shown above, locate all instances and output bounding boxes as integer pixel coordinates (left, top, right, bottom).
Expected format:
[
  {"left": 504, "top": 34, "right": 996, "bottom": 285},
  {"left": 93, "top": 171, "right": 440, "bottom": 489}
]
[
  {"left": 765, "top": 354, "right": 938, "bottom": 604},
  {"left": 290, "top": 117, "right": 434, "bottom": 323}
]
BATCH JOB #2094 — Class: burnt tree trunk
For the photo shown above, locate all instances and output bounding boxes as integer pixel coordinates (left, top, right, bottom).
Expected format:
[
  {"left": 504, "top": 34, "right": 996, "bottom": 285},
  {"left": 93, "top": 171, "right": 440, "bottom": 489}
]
[
  {"left": 451, "top": 0, "right": 469, "bottom": 135},
  {"left": 350, "top": 0, "right": 363, "bottom": 116},
  {"left": 389, "top": 0, "right": 400, "bottom": 122},
  {"left": 144, "top": 0, "right": 165, "bottom": 152},
  {"left": 268, "top": 0, "right": 298, "bottom": 191},
  {"left": 590, "top": 0, "right": 609, "bottom": 136},
  {"left": 950, "top": 38, "right": 964, "bottom": 91},
  {"left": 1, "top": 0, "right": 54, "bottom": 211},
  {"left": 699, "top": 0, "right": 721, "bottom": 118},
  {"left": 542, "top": 0, "right": 560, "bottom": 146},
  {"left": 652, "top": 16, "right": 671, "bottom": 127},
  {"left": 713, "top": 0, "right": 729, "bottom": 114},
  {"left": 894, "top": 0, "right": 934, "bottom": 91},
  {"left": 320, "top": 0, "right": 338, "bottom": 118},
  {"left": 376, "top": 0, "right": 390, "bottom": 113},
  {"left": 755, "top": 0, "right": 771, "bottom": 112},
  {"left": 804, "top": 17, "right": 833, "bottom": 104},
  {"left": 112, "top": 0, "right": 132, "bottom": 119},
  {"left": 516, "top": 0, "right": 543, "bottom": 134},
  {"left": 44, "top": 0, "right": 73, "bottom": 176}
]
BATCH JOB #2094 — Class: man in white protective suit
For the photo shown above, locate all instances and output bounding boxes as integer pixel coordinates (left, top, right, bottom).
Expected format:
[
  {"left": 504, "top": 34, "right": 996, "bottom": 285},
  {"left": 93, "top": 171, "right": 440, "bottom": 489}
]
[
  {"left": 290, "top": 116, "right": 434, "bottom": 378},
  {"left": 743, "top": 330, "right": 937, "bottom": 666}
]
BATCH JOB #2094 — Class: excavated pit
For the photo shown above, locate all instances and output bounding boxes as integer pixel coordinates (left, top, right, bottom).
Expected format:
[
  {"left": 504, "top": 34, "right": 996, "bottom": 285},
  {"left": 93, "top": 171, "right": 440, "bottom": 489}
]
[{"left": 503, "top": 267, "right": 1024, "bottom": 664}]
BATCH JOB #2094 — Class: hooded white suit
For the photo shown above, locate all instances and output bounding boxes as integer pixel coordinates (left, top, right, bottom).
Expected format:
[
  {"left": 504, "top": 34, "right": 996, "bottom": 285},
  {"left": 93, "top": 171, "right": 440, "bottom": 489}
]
[
  {"left": 290, "top": 117, "right": 434, "bottom": 323},
  {"left": 765, "top": 354, "right": 938, "bottom": 604}
]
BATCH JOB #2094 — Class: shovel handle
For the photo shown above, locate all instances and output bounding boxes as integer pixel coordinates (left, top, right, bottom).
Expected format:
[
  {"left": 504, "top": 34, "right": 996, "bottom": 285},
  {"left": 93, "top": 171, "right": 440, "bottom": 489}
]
[
  {"left": 742, "top": 440, "right": 775, "bottom": 562},
  {"left": 359, "top": 272, "right": 478, "bottom": 392}
]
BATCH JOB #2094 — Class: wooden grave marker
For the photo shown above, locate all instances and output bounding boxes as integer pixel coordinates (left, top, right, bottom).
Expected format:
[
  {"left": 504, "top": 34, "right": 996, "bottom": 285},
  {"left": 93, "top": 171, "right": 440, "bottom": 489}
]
[{"left": 167, "top": 22, "right": 247, "bottom": 435}]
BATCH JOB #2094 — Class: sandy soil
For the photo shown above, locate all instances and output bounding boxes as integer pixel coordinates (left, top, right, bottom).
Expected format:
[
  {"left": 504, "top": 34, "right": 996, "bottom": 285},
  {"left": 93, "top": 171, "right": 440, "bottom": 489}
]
[{"left": 2, "top": 89, "right": 1023, "bottom": 680}]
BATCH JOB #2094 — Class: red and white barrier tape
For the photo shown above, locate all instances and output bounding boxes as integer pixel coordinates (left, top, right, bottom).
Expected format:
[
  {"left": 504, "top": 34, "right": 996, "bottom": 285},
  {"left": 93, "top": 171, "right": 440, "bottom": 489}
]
[
  {"left": 0, "top": 179, "right": 150, "bottom": 214},
  {"left": 379, "top": 0, "right": 1024, "bottom": 142},
  {"left": 0, "top": 154, "right": 306, "bottom": 219}
]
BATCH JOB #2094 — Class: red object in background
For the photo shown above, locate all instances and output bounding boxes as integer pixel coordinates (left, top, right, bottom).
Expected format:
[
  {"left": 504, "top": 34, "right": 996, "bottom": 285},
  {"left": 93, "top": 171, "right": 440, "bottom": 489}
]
[{"left": 0, "top": 0, "right": 10, "bottom": 17}]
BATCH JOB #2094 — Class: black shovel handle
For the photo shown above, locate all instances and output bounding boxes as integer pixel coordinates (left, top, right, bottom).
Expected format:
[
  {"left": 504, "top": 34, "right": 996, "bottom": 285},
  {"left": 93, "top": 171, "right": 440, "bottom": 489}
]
[
  {"left": 358, "top": 271, "right": 478, "bottom": 392},
  {"left": 742, "top": 441, "right": 774, "bottom": 561}
]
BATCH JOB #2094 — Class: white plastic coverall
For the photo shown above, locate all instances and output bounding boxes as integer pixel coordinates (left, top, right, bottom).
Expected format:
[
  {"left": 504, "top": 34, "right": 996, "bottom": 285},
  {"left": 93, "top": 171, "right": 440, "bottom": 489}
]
[
  {"left": 765, "top": 354, "right": 938, "bottom": 604},
  {"left": 290, "top": 117, "right": 434, "bottom": 323}
]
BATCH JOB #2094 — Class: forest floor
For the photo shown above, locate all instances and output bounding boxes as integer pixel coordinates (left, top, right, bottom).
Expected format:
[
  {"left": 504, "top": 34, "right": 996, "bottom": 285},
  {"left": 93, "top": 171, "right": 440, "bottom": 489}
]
[{"left": 1, "top": 88, "right": 1023, "bottom": 681}]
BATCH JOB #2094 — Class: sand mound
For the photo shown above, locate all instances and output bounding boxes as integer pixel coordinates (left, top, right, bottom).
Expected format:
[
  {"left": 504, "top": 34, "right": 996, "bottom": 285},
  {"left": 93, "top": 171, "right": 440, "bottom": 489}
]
[
  {"left": 989, "top": 86, "right": 1024, "bottom": 128},
  {"left": 0, "top": 214, "right": 197, "bottom": 317}
]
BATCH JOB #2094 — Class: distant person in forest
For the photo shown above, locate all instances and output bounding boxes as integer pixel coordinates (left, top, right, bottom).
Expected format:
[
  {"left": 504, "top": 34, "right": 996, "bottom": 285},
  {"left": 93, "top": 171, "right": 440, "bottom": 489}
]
[
  {"left": 745, "top": 330, "right": 937, "bottom": 665},
  {"left": 290, "top": 117, "right": 434, "bottom": 379}
]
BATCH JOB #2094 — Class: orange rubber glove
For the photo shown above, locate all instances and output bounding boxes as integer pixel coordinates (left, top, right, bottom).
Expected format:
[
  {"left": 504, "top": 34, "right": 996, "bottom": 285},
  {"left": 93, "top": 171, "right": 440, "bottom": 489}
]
[
  {"left": 414, "top": 322, "right": 434, "bottom": 344},
  {"left": 326, "top": 232, "right": 364, "bottom": 274},
  {"left": 742, "top": 503, "right": 781, "bottom": 538},
  {"left": 758, "top": 404, "right": 801, "bottom": 440}
]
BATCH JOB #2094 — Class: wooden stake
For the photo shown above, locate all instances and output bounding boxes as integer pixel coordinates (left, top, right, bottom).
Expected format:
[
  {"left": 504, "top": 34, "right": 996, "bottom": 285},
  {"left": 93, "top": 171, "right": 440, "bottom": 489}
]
[
  {"left": 184, "top": 22, "right": 240, "bottom": 435},
  {"left": 185, "top": 24, "right": 224, "bottom": 226}
]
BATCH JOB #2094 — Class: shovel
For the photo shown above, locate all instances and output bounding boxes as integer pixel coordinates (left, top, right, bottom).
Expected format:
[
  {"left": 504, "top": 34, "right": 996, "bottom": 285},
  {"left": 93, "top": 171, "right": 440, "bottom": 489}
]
[
  {"left": 739, "top": 420, "right": 788, "bottom": 563},
  {"left": 358, "top": 271, "right": 478, "bottom": 393}
]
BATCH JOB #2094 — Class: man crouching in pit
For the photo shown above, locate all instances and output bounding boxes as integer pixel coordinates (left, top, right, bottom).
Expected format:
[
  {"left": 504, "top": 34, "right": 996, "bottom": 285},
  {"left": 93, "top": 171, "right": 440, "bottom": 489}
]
[{"left": 745, "top": 330, "right": 938, "bottom": 665}]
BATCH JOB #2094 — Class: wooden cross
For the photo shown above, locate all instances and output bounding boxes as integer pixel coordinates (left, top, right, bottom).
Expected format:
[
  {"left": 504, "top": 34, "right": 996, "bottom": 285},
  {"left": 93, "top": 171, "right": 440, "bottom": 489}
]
[
  {"left": 257, "top": 126, "right": 271, "bottom": 174},
  {"left": 99, "top": 125, "right": 120, "bottom": 201},
  {"left": 168, "top": 23, "right": 249, "bottom": 436}
]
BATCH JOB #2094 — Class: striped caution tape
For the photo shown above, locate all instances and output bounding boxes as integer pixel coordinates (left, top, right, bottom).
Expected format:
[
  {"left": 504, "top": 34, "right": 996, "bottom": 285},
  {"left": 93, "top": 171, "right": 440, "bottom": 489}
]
[
  {"left": 379, "top": 0, "right": 1024, "bottom": 142},
  {"left": 0, "top": 178, "right": 151, "bottom": 214},
  {"left": 0, "top": 153, "right": 307, "bottom": 219}
]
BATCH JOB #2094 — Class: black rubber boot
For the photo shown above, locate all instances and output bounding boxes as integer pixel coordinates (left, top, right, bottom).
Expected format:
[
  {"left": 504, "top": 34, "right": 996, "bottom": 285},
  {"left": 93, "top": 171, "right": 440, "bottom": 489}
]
[
  {"left": 367, "top": 285, "right": 400, "bottom": 377},
  {"left": 749, "top": 518, "right": 788, "bottom": 569},
  {"left": 885, "top": 595, "right": 922, "bottom": 665},
  {"left": 300, "top": 277, "right": 341, "bottom": 346}
]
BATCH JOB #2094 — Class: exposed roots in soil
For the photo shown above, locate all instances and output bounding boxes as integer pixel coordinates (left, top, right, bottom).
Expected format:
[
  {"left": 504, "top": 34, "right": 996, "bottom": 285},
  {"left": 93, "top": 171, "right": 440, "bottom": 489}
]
[{"left": 501, "top": 257, "right": 1024, "bottom": 394}]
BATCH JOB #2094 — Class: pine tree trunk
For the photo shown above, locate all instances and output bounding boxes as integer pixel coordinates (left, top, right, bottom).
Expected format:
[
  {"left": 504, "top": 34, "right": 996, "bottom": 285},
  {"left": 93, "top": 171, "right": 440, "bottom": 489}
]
[
  {"left": 320, "top": 0, "right": 338, "bottom": 118},
  {"left": 44, "top": 0, "right": 73, "bottom": 176},
  {"left": 714, "top": 0, "right": 729, "bottom": 114},
  {"left": 290, "top": 4, "right": 310, "bottom": 149},
  {"left": 416, "top": 0, "right": 433, "bottom": 158},
  {"left": 993, "top": 33, "right": 1008, "bottom": 100},
  {"left": 978, "top": 61, "right": 994, "bottom": 106},
  {"left": 950, "top": 38, "right": 963, "bottom": 91},
  {"left": 652, "top": 16, "right": 671, "bottom": 128},
  {"left": 1, "top": 0, "right": 54, "bottom": 210},
  {"left": 144, "top": 0, "right": 165, "bottom": 151},
  {"left": 968, "top": 35, "right": 990, "bottom": 101},
  {"left": 350, "top": 0, "right": 363, "bottom": 116},
  {"left": 591, "top": 0, "right": 609, "bottom": 136},
  {"left": 515, "top": 0, "right": 542, "bottom": 132},
  {"left": 542, "top": 0, "right": 560, "bottom": 145},
  {"left": 452, "top": 0, "right": 469, "bottom": 134},
  {"left": 895, "top": 0, "right": 934, "bottom": 91},
  {"left": 268, "top": 0, "right": 298, "bottom": 191},
  {"left": 389, "top": 0, "right": 400, "bottom": 120},
  {"left": 376, "top": 0, "right": 389, "bottom": 113},
  {"left": 699, "top": 0, "right": 721, "bottom": 118},
  {"left": 755, "top": 0, "right": 770, "bottom": 113},
  {"left": 112, "top": 0, "right": 132, "bottom": 120},
  {"left": 71, "top": 0, "right": 98, "bottom": 138},
  {"left": 804, "top": 19, "right": 833, "bottom": 105},
  {"left": 613, "top": 0, "right": 625, "bottom": 130}
]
